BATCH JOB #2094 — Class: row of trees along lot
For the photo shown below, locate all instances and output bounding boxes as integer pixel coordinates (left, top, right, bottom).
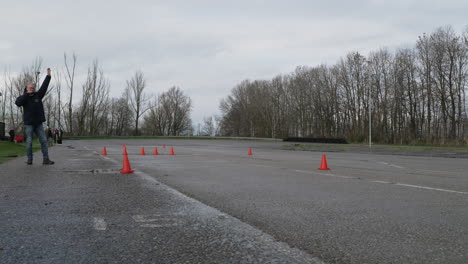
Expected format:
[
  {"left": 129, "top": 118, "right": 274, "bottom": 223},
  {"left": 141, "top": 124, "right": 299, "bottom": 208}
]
[
  {"left": 219, "top": 26, "right": 468, "bottom": 145},
  {"left": 1, "top": 25, "right": 467, "bottom": 144},
  {"left": 1, "top": 55, "right": 192, "bottom": 137}
]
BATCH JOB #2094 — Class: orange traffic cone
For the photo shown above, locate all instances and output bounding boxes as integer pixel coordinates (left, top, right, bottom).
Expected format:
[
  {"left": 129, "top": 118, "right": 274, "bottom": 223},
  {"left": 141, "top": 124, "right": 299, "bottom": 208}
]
[
  {"left": 153, "top": 147, "right": 159, "bottom": 155},
  {"left": 318, "top": 155, "right": 330, "bottom": 170},
  {"left": 120, "top": 154, "right": 134, "bottom": 174},
  {"left": 169, "top": 147, "right": 175, "bottom": 155},
  {"left": 163, "top": 144, "right": 166, "bottom": 149},
  {"left": 248, "top": 148, "right": 253, "bottom": 156},
  {"left": 101, "top": 147, "right": 107, "bottom": 155},
  {"left": 122, "top": 146, "right": 128, "bottom": 155},
  {"left": 140, "top": 147, "right": 146, "bottom": 155}
]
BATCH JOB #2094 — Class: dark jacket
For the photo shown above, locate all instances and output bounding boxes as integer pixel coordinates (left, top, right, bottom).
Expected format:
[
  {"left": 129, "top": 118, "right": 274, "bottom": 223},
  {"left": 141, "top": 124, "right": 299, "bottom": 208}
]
[{"left": 15, "top": 75, "right": 51, "bottom": 126}]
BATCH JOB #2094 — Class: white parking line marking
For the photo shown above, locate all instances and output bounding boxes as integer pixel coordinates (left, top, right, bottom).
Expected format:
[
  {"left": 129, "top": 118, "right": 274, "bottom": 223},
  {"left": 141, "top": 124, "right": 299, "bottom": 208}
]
[
  {"left": 379, "top": 161, "right": 404, "bottom": 169},
  {"left": 394, "top": 183, "right": 468, "bottom": 195},
  {"left": 93, "top": 217, "right": 107, "bottom": 231},
  {"left": 370, "top": 180, "right": 391, "bottom": 184},
  {"left": 132, "top": 214, "right": 183, "bottom": 228},
  {"left": 294, "top": 170, "right": 467, "bottom": 195},
  {"left": 140, "top": 223, "right": 180, "bottom": 228},
  {"left": 389, "top": 164, "right": 404, "bottom": 169},
  {"left": 132, "top": 214, "right": 163, "bottom": 222},
  {"left": 294, "top": 170, "right": 354, "bottom": 179}
]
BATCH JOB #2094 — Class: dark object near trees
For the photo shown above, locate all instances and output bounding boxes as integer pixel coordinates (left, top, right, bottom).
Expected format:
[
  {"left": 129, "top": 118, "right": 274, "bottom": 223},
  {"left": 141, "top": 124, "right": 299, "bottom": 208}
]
[
  {"left": 0, "top": 122, "right": 4, "bottom": 138},
  {"left": 9, "top": 129, "right": 15, "bottom": 142},
  {"left": 283, "top": 137, "right": 348, "bottom": 144}
]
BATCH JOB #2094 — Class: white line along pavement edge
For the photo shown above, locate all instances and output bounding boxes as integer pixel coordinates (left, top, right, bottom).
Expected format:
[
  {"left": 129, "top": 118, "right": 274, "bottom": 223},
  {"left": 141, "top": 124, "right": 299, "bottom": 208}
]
[{"left": 93, "top": 217, "right": 107, "bottom": 231}]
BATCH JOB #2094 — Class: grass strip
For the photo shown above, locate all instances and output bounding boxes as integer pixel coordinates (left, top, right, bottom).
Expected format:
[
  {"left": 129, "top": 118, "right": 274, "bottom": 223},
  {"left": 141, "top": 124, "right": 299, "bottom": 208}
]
[
  {"left": 0, "top": 141, "right": 41, "bottom": 164},
  {"left": 63, "top": 136, "right": 281, "bottom": 141}
]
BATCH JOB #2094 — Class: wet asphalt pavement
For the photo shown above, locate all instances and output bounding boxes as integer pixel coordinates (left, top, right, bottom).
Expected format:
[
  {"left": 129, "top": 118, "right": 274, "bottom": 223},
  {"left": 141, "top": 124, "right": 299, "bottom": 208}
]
[{"left": 1, "top": 139, "right": 467, "bottom": 264}]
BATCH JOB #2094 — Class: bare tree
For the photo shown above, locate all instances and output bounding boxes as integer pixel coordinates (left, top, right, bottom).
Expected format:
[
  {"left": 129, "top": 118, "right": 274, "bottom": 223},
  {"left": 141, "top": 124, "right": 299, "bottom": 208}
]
[
  {"left": 1, "top": 70, "right": 10, "bottom": 124},
  {"left": 142, "top": 86, "right": 192, "bottom": 136},
  {"left": 108, "top": 96, "right": 133, "bottom": 136},
  {"left": 64, "top": 52, "right": 77, "bottom": 134},
  {"left": 202, "top": 116, "right": 215, "bottom": 136},
  {"left": 55, "top": 72, "right": 63, "bottom": 130},
  {"left": 126, "top": 70, "right": 150, "bottom": 136},
  {"left": 76, "top": 59, "right": 110, "bottom": 136}
]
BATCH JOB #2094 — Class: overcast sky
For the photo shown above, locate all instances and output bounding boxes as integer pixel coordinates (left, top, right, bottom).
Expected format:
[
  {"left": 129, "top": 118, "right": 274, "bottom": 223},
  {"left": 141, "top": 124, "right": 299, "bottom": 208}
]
[{"left": 1, "top": 0, "right": 467, "bottom": 126}]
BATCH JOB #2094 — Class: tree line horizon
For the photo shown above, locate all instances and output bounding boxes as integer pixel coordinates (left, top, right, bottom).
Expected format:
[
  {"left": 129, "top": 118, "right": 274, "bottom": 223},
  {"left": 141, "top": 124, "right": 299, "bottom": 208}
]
[
  {"left": 220, "top": 25, "right": 468, "bottom": 145},
  {"left": 1, "top": 25, "right": 467, "bottom": 145}
]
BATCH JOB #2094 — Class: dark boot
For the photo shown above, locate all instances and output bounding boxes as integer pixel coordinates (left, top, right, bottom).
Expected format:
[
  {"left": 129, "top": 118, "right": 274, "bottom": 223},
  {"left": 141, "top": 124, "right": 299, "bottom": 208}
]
[
  {"left": 43, "top": 159, "right": 55, "bottom": 165},
  {"left": 26, "top": 160, "right": 32, "bottom": 165}
]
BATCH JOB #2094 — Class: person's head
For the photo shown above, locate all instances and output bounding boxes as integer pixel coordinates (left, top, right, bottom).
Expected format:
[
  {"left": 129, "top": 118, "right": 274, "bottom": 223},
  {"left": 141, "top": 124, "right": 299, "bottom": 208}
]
[{"left": 25, "top": 83, "right": 36, "bottom": 94}]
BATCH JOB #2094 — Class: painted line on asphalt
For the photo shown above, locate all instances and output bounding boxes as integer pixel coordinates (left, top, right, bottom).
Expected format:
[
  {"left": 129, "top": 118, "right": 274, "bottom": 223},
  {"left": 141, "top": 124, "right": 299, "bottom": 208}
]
[
  {"left": 83, "top": 145, "right": 116, "bottom": 161},
  {"left": 394, "top": 183, "right": 468, "bottom": 195},
  {"left": 132, "top": 214, "right": 182, "bottom": 228},
  {"left": 294, "top": 169, "right": 467, "bottom": 195},
  {"left": 132, "top": 214, "right": 163, "bottom": 222},
  {"left": 389, "top": 164, "right": 404, "bottom": 169},
  {"left": 93, "top": 217, "right": 107, "bottom": 231},
  {"left": 294, "top": 169, "right": 355, "bottom": 179},
  {"left": 370, "top": 180, "right": 391, "bottom": 184},
  {"left": 139, "top": 223, "right": 180, "bottom": 228},
  {"left": 378, "top": 161, "right": 404, "bottom": 169}
]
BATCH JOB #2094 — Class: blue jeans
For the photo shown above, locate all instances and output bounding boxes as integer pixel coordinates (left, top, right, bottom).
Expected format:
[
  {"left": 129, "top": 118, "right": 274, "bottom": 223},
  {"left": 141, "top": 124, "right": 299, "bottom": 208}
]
[{"left": 25, "top": 123, "right": 49, "bottom": 161}]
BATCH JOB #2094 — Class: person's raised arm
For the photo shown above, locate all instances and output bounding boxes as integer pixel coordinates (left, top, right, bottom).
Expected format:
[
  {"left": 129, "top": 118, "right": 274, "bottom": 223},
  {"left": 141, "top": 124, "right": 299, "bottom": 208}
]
[{"left": 37, "top": 68, "right": 52, "bottom": 99}]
